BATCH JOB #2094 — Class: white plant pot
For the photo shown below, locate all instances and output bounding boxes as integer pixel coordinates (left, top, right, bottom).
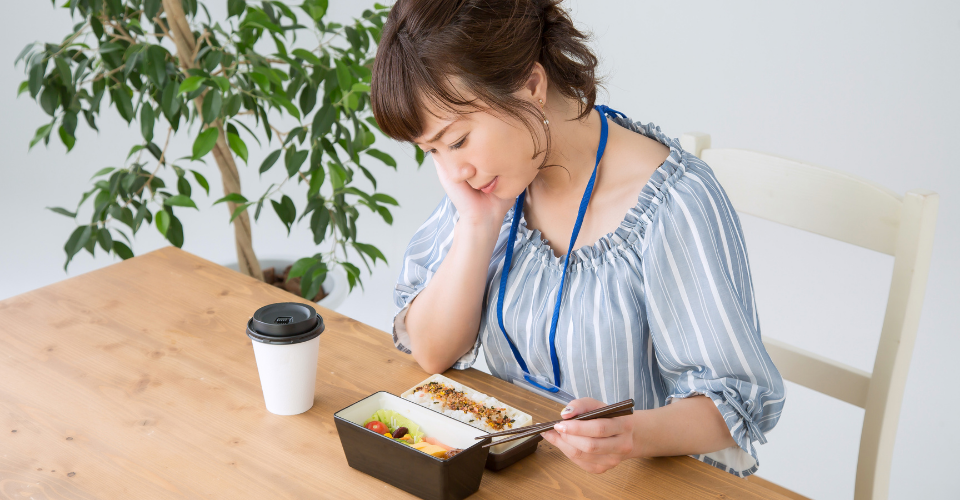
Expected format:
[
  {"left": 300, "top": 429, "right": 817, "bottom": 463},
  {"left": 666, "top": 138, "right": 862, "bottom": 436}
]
[{"left": 224, "top": 257, "right": 349, "bottom": 312}]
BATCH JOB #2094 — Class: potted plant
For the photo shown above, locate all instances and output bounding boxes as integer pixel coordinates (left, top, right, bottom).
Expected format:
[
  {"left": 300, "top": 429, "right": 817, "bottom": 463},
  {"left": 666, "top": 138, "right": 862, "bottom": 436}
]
[{"left": 15, "top": 0, "right": 422, "bottom": 304}]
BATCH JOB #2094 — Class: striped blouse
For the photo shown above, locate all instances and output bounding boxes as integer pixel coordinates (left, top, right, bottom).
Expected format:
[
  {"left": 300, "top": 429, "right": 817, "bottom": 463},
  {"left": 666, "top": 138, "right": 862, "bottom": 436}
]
[{"left": 391, "top": 114, "right": 785, "bottom": 477}]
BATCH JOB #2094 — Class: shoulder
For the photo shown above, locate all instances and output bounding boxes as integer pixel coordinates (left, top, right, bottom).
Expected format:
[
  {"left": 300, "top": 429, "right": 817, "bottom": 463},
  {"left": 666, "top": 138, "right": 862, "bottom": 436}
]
[{"left": 642, "top": 150, "right": 742, "bottom": 251}]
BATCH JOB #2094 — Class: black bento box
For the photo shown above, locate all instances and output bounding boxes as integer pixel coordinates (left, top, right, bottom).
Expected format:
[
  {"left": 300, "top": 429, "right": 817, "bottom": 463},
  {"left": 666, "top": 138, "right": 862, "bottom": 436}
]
[{"left": 334, "top": 392, "right": 492, "bottom": 500}]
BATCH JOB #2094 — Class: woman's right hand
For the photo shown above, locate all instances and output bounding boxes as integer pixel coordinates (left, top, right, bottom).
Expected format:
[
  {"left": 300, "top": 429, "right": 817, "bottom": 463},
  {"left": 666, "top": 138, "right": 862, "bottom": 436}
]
[{"left": 434, "top": 157, "right": 515, "bottom": 228}]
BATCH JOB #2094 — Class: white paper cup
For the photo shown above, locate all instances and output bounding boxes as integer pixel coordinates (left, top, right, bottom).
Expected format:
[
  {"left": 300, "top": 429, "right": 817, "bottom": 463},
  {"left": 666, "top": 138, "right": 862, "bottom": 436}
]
[{"left": 246, "top": 303, "right": 325, "bottom": 416}]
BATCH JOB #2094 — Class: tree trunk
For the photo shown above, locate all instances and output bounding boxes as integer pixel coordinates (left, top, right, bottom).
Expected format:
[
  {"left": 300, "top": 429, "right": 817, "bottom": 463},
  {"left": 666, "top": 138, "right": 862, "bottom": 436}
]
[{"left": 161, "top": 0, "right": 263, "bottom": 281}]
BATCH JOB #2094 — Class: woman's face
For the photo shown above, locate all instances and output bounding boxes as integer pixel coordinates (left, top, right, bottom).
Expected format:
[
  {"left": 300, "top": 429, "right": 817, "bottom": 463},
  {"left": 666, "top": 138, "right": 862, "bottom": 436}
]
[{"left": 414, "top": 101, "right": 542, "bottom": 200}]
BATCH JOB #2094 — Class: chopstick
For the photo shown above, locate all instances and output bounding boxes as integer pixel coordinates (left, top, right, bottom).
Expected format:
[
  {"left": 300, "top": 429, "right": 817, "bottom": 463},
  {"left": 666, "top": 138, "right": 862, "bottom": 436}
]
[{"left": 479, "top": 399, "right": 635, "bottom": 449}]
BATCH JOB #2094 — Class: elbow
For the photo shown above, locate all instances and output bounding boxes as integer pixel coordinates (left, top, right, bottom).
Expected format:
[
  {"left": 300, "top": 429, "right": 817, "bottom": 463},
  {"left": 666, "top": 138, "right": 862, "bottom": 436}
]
[{"left": 412, "top": 349, "right": 450, "bottom": 375}]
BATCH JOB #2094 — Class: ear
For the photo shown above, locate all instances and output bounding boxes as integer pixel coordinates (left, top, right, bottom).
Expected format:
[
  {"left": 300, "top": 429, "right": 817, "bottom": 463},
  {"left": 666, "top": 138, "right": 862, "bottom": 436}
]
[{"left": 520, "top": 62, "right": 549, "bottom": 104}]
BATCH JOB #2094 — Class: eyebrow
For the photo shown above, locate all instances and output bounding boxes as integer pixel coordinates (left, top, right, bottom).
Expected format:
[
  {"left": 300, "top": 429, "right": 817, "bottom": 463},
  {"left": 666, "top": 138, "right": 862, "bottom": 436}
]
[{"left": 417, "top": 117, "right": 461, "bottom": 147}]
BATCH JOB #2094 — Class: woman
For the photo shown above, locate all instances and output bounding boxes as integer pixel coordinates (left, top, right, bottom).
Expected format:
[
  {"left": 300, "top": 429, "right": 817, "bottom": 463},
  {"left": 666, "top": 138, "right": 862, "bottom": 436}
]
[{"left": 370, "top": 0, "right": 784, "bottom": 478}]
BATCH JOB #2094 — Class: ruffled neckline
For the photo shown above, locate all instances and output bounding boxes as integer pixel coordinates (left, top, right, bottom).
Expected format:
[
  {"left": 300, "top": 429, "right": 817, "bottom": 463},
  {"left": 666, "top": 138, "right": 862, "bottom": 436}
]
[{"left": 506, "top": 113, "right": 688, "bottom": 271}]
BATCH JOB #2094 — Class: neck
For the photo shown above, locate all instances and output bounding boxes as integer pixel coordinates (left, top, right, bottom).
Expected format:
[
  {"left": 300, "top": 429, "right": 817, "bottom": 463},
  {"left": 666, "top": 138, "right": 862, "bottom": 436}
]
[{"left": 529, "top": 97, "right": 602, "bottom": 199}]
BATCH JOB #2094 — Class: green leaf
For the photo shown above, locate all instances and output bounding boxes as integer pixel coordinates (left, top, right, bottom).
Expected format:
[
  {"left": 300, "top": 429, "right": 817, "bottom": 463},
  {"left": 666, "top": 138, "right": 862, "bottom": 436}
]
[
  {"left": 259, "top": 149, "right": 282, "bottom": 175},
  {"left": 17, "top": 81, "right": 29, "bottom": 97},
  {"left": 40, "top": 86, "right": 59, "bottom": 116},
  {"left": 113, "top": 88, "right": 134, "bottom": 122},
  {"left": 144, "top": 45, "right": 167, "bottom": 88},
  {"left": 301, "top": 262, "right": 327, "bottom": 300},
  {"left": 166, "top": 214, "right": 184, "bottom": 248},
  {"left": 354, "top": 242, "right": 386, "bottom": 264},
  {"left": 112, "top": 240, "right": 134, "bottom": 260},
  {"left": 64, "top": 225, "right": 92, "bottom": 269},
  {"left": 54, "top": 57, "right": 72, "bottom": 87},
  {"left": 58, "top": 126, "right": 76, "bottom": 151},
  {"left": 28, "top": 60, "right": 45, "bottom": 98},
  {"left": 334, "top": 59, "right": 352, "bottom": 92},
  {"left": 91, "top": 167, "right": 116, "bottom": 179},
  {"left": 415, "top": 146, "right": 425, "bottom": 166},
  {"left": 272, "top": 95, "right": 301, "bottom": 120},
  {"left": 224, "top": 94, "right": 243, "bottom": 118},
  {"left": 190, "top": 170, "right": 210, "bottom": 195},
  {"left": 155, "top": 209, "right": 171, "bottom": 235},
  {"left": 144, "top": 0, "right": 161, "bottom": 20},
  {"left": 299, "top": 85, "right": 317, "bottom": 115},
  {"left": 308, "top": 167, "right": 324, "bottom": 196},
  {"left": 192, "top": 127, "right": 219, "bottom": 160},
  {"left": 292, "top": 48, "right": 324, "bottom": 67},
  {"left": 285, "top": 148, "right": 309, "bottom": 177},
  {"left": 140, "top": 104, "right": 155, "bottom": 142},
  {"left": 161, "top": 82, "right": 179, "bottom": 119},
  {"left": 271, "top": 195, "right": 296, "bottom": 234},
  {"left": 229, "top": 202, "right": 253, "bottom": 222},
  {"left": 342, "top": 262, "right": 361, "bottom": 291},
  {"left": 211, "top": 76, "right": 231, "bottom": 92},
  {"left": 249, "top": 72, "right": 270, "bottom": 91},
  {"left": 351, "top": 82, "right": 370, "bottom": 93},
  {"left": 228, "top": 0, "right": 247, "bottom": 18},
  {"left": 371, "top": 193, "right": 399, "bottom": 206},
  {"left": 310, "top": 205, "right": 329, "bottom": 244},
  {"left": 97, "top": 227, "right": 113, "bottom": 253},
  {"left": 287, "top": 257, "right": 318, "bottom": 280},
  {"left": 164, "top": 194, "right": 198, "bottom": 209},
  {"left": 47, "top": 206, "right": 77, "bottom": 218},
  {"left": 227, "top": 132, "right": 248, "bottom": 163},
  {"left": 178, "top": 76, "right": 206, "bottom": 95},
  {"left": 376, "top": 205, "right": 393, "bottom": 224},
  {"left": 202, "top": 90, "right": 222, "bottom": 124},
  {"left": 214, "top": 193, "right": 248, "bottom": 205},
  {"left": 29, "top": 123, "right": 53, "bottom": 149},
  {"left": 301, "top": 0, "right": 328, "bottom": 22},
  {"left": 62, "top": 112, "right": 77, "bottom": 138},
  {"left": 177, "top": 176, "right": 192, "bottom": 197},
  {"left": 311, "top": 104, "right": 336, "bottom": 140},
  {"left": 365, "top": 148, "right": 396, "bottom": 169}
]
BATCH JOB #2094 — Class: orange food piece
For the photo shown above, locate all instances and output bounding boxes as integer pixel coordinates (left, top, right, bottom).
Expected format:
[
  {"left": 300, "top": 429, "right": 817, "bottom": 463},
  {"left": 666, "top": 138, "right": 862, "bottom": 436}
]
[
  {"left": 424, "top": 436, "right": 452, "bottom": 451},
  {"left": 411, "top": 442, "right": 448, "bottom": 458}
]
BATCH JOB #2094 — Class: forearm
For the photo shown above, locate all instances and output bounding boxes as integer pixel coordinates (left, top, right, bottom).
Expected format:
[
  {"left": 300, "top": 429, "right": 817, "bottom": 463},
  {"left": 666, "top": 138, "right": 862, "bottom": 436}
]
[
  {"left": 404, "top": 219, "right": 501, "bottom": 373},
  {"left": 631, "top": 395, "right": 737, "bottom": 459}
]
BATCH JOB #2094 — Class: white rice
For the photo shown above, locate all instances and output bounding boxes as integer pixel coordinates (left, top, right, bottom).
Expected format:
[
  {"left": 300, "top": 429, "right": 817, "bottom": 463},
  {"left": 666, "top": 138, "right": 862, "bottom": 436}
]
[{"left": 402, "top": 386, "right": 508, "bottom": 432}]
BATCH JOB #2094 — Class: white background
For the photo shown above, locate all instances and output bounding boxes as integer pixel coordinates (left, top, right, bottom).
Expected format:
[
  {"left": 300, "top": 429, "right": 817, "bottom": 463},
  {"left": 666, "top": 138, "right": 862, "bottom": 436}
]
[{"left": 2, "top": 1, "right": 957, "bottom": 498}]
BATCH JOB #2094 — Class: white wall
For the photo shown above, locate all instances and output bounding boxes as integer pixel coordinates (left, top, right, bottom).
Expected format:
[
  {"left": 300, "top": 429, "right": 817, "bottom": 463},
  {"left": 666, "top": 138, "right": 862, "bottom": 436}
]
[{"left": 1, "top": 1, "right": 957, "bottom": 499}]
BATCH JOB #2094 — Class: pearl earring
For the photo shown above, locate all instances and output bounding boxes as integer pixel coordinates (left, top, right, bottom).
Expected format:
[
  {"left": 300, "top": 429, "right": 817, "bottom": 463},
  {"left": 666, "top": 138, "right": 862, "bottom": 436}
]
[{"left": 539, "top": 99, "right": 549, "bottom": 125}]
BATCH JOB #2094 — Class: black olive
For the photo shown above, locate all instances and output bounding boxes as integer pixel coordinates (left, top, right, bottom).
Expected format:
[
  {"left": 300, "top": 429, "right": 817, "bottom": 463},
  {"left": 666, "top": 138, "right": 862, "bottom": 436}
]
[{"left": 392, "top": 426, "right": 408, "bottom": 439}]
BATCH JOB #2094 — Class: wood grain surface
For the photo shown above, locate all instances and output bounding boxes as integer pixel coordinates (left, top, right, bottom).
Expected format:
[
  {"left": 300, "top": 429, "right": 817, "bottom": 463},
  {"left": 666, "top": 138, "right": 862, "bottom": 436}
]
[{"left": 0, "top": 247, "right": 789, "bottom": 499}]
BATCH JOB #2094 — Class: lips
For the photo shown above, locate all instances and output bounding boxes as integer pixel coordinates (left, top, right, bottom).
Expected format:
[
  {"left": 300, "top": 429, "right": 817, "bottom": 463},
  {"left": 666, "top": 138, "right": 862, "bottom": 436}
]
[{"left": 477, "top": 176, "right": 498, "bottom": 194}]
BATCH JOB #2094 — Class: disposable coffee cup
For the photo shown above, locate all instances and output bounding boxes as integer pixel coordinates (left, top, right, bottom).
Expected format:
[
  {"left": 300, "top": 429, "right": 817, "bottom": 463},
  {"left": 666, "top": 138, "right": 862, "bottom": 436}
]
[{"left": 246, "top": 302, "right": 325, "bottom": 415}]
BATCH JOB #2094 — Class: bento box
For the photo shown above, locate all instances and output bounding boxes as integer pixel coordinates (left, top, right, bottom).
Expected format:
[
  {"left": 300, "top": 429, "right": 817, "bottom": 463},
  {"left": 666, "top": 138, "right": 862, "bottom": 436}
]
[
  {"left": 400, "top": 374, "right": 543, "bottom": 471},
  {"left": 334, "top": 391, "right": 491, "bottom": 500}
]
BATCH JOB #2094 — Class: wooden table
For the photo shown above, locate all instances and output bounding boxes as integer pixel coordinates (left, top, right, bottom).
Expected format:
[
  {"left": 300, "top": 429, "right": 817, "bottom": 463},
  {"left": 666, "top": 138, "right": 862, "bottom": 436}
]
[{"left": 0, "top": 247, "right": 789, "bottom": 499}]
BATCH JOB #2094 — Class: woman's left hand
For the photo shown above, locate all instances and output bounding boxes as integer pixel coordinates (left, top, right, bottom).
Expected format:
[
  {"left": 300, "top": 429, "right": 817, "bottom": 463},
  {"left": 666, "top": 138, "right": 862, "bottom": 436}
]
[{"left": 540, "top": 398, "right": 640, "bottom": 474}]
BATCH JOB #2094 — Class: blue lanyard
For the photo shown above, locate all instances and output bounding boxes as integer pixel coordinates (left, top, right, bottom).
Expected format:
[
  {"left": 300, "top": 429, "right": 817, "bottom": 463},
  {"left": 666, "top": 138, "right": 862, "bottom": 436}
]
[{"left": 495, "top": 104, "right": 625, "bottom": 393}]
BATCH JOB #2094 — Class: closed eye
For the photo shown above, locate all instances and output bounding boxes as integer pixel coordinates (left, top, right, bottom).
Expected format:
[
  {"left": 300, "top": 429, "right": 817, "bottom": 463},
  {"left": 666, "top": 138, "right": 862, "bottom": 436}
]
[
  {"left": 422, "top": 134, "right": 468, "bottom": 156},
  {"left": 450, "top": 134, "right": 467, "bottom": 150}
]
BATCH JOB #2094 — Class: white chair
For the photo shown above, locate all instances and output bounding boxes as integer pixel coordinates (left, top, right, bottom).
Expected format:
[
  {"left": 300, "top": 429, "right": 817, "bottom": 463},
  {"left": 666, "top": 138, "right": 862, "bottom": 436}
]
[{"left": 679, "top": 132, "right": 939, "bottom": 500}]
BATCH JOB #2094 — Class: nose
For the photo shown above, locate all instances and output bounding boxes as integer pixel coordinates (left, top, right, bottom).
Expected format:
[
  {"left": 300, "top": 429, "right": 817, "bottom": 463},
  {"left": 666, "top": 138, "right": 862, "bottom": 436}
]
[{"left": 449, "top": 163, "right": 476, "bottom": 184}]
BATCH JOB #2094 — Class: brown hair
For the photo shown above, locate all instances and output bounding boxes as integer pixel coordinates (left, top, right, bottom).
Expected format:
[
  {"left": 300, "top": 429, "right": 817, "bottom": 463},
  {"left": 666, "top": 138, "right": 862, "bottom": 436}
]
[{"left": 370, "top": 0, "right": 600, "bottom": 166}]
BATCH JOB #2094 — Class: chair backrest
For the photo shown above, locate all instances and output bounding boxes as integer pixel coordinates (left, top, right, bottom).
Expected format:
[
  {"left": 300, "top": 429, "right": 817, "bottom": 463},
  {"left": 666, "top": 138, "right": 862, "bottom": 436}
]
[{"left": 680, "top": 132, "right": 939, "bottom": 500}]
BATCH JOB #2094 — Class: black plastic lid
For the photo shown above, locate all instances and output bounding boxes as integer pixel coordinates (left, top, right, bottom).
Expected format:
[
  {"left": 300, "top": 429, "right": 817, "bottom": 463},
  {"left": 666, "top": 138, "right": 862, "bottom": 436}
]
[{"left": 247, "top": 302, "right": 324, "bottom": 345}]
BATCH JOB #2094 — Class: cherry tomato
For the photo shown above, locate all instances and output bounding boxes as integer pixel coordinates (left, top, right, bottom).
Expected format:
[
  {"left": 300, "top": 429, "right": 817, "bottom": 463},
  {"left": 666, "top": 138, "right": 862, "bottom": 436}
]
[{"left": 365, "top": 421, "right": 387, "bottom": 434}]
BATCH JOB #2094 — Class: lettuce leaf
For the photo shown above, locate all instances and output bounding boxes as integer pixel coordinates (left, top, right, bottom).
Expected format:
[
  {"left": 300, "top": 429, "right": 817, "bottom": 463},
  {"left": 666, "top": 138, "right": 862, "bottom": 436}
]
[{"left": 364, "top": 409, "right": 424, "bottom": 443}]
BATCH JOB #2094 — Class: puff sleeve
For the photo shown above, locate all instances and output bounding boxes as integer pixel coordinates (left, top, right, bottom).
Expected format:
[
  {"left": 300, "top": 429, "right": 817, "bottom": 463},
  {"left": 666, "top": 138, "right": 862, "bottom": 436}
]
[
  {"left": 641, "top": 160, "right": 786, "bottom": 477},
  {"left": 392, "top": 196, "right": 483, "bottom": 369}
]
